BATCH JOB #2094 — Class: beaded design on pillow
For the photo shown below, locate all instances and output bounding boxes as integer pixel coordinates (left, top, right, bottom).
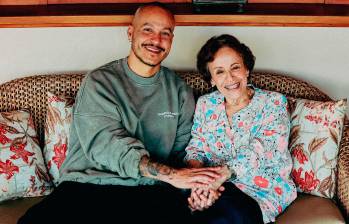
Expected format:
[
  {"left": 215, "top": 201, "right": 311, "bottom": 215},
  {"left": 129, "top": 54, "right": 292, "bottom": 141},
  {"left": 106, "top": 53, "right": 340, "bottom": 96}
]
[
  {"left": 288, "top": 98, "right": 347, "bottom": 198},
  {"left": 43, "top": 92, "right": 74, "bottom": 186},
  {"left": 0, "top": 110, "right": 52, "bottom": 201}
]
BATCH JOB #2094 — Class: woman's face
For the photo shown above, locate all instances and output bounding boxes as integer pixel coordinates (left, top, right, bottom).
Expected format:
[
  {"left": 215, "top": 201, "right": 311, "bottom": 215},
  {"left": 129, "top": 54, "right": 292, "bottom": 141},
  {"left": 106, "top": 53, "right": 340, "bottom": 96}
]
[{"left": 208, "top": 46, "right": 249, "bottom": 101}]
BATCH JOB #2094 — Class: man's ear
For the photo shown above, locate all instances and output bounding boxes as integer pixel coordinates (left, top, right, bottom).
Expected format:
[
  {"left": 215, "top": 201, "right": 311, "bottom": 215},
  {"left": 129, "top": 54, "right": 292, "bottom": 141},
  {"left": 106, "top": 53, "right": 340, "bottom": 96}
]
[{"left": 127, "top": 25, "right": 133, "bottom": 42}]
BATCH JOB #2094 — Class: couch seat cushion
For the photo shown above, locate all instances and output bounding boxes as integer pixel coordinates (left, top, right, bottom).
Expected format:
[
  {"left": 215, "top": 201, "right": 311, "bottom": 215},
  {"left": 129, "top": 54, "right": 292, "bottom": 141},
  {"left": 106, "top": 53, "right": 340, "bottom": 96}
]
[
  {"left": 0, "top": 193, "right": 345, "bottom": 224},
  {"left": 0, "top": 197, "right": 44, "bottom": 224},
  {"left": 276, "top": 194, "right": 345, "bottom": 223}
]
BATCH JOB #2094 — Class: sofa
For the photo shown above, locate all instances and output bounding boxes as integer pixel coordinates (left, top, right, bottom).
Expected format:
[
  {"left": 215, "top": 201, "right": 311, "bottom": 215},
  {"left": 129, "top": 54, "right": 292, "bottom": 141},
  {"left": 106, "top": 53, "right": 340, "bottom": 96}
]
[{"left": 0, "top": 71, "right": 348, "bottom": 224}]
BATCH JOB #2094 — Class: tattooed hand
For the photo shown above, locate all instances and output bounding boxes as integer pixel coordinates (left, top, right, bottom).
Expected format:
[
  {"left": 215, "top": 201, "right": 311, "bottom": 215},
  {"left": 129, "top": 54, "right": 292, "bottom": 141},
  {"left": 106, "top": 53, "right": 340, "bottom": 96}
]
[{"left": 139, "top": 156, "right": 224, "bottom": 189}]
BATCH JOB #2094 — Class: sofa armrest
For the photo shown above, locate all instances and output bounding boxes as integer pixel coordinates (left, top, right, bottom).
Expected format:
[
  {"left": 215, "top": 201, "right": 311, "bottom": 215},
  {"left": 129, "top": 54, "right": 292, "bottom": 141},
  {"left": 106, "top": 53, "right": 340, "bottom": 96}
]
[{"left": 338, "top": 117, "right": 349, "bottom": 220}]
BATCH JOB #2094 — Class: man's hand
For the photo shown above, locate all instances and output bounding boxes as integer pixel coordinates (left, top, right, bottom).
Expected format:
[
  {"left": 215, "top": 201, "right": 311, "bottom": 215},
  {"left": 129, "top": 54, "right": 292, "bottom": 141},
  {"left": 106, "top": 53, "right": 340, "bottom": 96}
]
[
  {"left": 207, "top": 165, "right": 232, "bottom": 190},
  {"left": 164, "top": 166, "right": 224, "bottom": 189},
  {"left": 186, "top": 160, "right": 232, "bottom": 190},
  {"left": 139, "top": 156, "right": 224, "bottom": 189}
]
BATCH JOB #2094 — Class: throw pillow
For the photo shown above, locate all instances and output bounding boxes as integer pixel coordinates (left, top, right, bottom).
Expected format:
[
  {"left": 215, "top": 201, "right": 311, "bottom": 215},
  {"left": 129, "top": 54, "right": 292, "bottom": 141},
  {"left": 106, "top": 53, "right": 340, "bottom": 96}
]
[
  {"left": 44, "top": 92, "right": 74, "bottom": 186},
  {"left": 288, "top": 98, "right": 347, "bottom": 198},
  {"left": 0, "top": 110, "right": 52, "bottom": 202}
]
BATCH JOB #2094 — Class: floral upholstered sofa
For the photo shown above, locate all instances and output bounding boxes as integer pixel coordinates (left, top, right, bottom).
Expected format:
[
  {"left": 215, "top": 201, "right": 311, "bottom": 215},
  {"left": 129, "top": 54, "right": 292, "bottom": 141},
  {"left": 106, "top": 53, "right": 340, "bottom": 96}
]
[{"left": 0, "top": 71, "right": 348, "bottom": 224}]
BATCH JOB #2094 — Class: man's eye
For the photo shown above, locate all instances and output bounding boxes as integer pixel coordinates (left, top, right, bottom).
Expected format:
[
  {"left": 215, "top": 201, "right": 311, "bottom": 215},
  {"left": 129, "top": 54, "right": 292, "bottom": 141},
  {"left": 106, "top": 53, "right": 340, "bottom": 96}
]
[
  {"left": 161, "top": 32, "right": 171, "bottom": 37},
  {"left": 231, "top": 66, "right": 240, "bottom": 70},
  {"left": 143, "top": 28, "right": 152, "bottom": 33}
]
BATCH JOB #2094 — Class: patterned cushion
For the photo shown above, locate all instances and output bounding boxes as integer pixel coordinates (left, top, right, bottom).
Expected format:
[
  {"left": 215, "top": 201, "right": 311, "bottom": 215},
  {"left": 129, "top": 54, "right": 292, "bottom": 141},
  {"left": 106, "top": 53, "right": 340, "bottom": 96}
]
[
  {"left": 288, "top": 98, "right": 347, "bottom": 198},
  {"left": 0, "top": 110, "right": 52, "bottom": 202},
  {"left": 43, "top": 92, "right": 74, "bottom": 186}
]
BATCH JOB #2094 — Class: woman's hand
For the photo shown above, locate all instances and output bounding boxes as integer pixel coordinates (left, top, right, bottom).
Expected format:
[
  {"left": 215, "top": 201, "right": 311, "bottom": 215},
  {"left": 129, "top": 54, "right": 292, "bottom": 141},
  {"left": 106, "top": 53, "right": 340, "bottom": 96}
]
[
  {"left": 188, "top": 186, "right": 225, "bottom": 211},
  {"left": 187, "top": 165, "right": 233, "bottom": 211}
]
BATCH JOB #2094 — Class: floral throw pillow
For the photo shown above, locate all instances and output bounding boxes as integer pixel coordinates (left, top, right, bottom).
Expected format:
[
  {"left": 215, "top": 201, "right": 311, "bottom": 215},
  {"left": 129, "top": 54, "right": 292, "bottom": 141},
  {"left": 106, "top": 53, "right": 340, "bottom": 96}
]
[
  {"left": 44, "top": 92, "right": 74, "bottom": 186},
  {"left": 288, "top": 98, "right": 347, "bottom": 198},
  {"left": 0, "top": 110, "right": 52, "bottom": 202}
]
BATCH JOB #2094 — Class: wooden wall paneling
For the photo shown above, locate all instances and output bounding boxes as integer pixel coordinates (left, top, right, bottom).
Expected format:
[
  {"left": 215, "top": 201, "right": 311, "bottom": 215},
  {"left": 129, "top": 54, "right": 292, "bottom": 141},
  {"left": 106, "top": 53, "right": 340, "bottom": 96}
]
[
  {"left": 0, "top": 0, "right": 46, "bottom": 5},
  {"left": 1, "top": 3, "right": 349, "bottom": 27},
  {"left": 47, "top": 0, "right": 190, "bottom": 4},
  {"left": 1, "top": 14, "right": 349, "bottom": 27}
]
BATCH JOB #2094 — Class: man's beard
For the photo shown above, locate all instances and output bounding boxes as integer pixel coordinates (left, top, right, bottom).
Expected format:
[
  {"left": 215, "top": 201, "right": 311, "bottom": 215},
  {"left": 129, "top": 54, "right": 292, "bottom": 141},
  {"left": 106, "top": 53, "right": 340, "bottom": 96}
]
[{"left": 135, "top": 52, "right": 158, "bottom": 67}]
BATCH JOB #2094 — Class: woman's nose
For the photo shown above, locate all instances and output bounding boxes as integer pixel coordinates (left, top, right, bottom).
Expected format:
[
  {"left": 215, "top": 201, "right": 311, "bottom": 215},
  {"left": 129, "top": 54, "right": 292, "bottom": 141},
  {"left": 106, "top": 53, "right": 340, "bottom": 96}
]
[{"left": 226, "top": 71, "right": 234, "bottom": 81}]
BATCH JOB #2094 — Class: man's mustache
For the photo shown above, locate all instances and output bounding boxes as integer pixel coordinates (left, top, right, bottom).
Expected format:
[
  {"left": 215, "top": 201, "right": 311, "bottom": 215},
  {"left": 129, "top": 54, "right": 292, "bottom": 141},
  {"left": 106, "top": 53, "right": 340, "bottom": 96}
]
[{"left": 142, "top": 43, "right": 165, "bottom": 52}]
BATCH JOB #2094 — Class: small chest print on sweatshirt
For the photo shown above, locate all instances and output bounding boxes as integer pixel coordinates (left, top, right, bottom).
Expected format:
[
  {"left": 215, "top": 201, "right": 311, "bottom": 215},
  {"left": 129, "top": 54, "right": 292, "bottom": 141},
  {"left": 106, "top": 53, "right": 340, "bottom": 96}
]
[{"left": 157, "top": 112, "right": 179, "bottom": 119}]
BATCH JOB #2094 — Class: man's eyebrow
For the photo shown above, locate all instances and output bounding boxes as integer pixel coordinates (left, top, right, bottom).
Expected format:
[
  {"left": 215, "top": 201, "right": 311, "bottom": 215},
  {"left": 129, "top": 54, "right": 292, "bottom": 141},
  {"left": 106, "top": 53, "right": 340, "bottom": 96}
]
[
  {"left": 164, "top": 27, "right": 174, "bottom": 33},
  {"left": 141, "top": 22, "right": 173, "bottom": 33},
  {"left": 142, "top": 22, "right": 153, "bottom": 27},
  {"left": 139, "top": 23, "right": 154, "bottom": 29}
]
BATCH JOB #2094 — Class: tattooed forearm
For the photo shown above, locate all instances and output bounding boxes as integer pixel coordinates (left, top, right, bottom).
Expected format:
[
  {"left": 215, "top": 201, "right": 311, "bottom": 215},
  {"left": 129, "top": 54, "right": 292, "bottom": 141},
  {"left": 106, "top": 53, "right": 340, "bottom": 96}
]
[{"left": 139, "top": 156, "right": 175, "bottom": 180}]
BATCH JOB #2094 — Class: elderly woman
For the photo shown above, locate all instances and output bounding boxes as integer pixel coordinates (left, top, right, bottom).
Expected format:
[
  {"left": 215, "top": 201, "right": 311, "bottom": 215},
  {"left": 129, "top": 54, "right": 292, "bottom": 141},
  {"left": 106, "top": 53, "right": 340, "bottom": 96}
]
[{"left": 185, "top": 34, "right": 297, "bottom": 224}]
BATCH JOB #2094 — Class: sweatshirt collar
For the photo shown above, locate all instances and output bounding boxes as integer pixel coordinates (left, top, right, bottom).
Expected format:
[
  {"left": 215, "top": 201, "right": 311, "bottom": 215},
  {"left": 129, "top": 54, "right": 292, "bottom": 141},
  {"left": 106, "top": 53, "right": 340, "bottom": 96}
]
[{"left": 122, "top": 58, "right": 161, "bottom": 85}]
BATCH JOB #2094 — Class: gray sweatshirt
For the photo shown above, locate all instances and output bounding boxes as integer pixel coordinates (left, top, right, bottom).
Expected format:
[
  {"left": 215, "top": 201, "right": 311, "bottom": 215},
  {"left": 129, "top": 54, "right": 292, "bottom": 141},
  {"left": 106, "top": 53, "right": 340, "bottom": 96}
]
[{"left": 59, "top": 58, "right": 195, "bottom": 186}]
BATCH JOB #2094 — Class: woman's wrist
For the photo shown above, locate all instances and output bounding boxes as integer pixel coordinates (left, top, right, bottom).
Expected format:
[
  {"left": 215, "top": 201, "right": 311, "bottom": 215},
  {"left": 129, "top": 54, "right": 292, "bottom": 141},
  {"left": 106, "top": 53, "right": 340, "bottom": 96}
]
[
  {"left": 224, "top": 165, "right": 237, "bottom": 181},
  {"left": 187, "top": 159, "right": 204, "bottom": 168}
]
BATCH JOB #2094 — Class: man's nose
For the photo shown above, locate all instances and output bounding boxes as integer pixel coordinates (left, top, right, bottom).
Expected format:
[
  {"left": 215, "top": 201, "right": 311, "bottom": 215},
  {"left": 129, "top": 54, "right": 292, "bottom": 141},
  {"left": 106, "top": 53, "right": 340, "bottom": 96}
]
[{"left": 151, "top": 33, "right": 162, "bottom": 44}]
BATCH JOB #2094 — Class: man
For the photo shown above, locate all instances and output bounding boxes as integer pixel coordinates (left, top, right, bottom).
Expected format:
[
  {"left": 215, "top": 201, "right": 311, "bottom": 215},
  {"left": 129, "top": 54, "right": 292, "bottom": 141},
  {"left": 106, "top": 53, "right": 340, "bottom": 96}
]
[{"left": 18, "top": 3, "right": 222, "bottom": 224}]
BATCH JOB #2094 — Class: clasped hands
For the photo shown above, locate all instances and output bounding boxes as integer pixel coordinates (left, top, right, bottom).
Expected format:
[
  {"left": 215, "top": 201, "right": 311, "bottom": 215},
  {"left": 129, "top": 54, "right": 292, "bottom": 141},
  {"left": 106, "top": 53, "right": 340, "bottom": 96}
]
[
  {"left": 188, "top": 166, "right": 231, "bottom": 211},
  {"left": 165, "top": 162, "right": 231, "bottom": 212}
]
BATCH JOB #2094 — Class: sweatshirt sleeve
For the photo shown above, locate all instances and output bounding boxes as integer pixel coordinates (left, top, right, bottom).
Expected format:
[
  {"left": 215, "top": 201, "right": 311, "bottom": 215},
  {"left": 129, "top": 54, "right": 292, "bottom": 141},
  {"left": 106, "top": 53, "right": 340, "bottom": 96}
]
[
  {"left": 168, "top": 85, "right": 195, "bottom": 167},
  {"left": 72, "top": 73, "right": 149, "bottom": 179},
  {"left": 184, "top": 97, "right": 208, "bottom": 164}
]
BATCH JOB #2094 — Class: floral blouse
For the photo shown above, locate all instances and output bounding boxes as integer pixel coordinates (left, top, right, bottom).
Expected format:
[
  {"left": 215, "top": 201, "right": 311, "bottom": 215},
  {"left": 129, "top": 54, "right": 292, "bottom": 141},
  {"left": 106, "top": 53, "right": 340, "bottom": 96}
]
[{"left": 184, "top": 87, "right": 297, "bottom": 223}]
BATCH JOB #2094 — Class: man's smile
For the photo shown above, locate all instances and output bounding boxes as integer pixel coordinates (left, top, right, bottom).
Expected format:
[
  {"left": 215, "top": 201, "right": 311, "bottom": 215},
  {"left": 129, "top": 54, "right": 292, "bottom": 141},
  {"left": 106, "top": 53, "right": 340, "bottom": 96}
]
[{"left": 142, "top": 43, "right": 165, "bottom": 54}]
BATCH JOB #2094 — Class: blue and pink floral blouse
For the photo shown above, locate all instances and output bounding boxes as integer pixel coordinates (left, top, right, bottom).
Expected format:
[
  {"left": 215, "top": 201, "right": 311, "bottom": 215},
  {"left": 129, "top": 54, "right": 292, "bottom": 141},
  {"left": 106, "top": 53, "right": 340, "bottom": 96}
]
[{"left": 184, "top": 87, "right": 297, "bottom": 223}]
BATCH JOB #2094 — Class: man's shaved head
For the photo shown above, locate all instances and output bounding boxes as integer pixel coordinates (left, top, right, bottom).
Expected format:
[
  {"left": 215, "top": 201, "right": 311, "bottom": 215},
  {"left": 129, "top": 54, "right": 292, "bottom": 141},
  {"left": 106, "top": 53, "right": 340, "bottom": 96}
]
[{"left": 132, "top": 2, "right": 175, "bottom": 29}]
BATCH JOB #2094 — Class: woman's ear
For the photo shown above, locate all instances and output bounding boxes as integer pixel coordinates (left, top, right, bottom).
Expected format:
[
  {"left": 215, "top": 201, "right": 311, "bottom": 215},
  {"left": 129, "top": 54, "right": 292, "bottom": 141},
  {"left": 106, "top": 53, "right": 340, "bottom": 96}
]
[{"left": 211, "top": 79, "right": 216, "bottom": 87}]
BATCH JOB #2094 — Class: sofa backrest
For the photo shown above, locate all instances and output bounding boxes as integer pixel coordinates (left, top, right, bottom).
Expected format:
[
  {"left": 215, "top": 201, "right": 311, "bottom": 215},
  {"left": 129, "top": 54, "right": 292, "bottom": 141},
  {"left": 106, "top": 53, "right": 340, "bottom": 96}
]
[
  {"left": 2, "top": 71, "right": 349, "bottom": 217},
  {"left": 0, "top": 71, "right": 333, "bottom": 147}
]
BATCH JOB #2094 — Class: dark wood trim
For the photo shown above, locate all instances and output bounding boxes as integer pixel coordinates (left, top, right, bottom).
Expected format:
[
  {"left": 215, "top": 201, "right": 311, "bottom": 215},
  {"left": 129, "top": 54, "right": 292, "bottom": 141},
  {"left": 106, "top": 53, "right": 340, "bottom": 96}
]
[
  {"left": 248, "top": 0, "right": 323, "bottom": 3},
  {"left": 47, "top": 0, "right": 191, "bottom": 3},
  {"left": 1, "top": 3, "right": 349, "bottom": 27}
]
